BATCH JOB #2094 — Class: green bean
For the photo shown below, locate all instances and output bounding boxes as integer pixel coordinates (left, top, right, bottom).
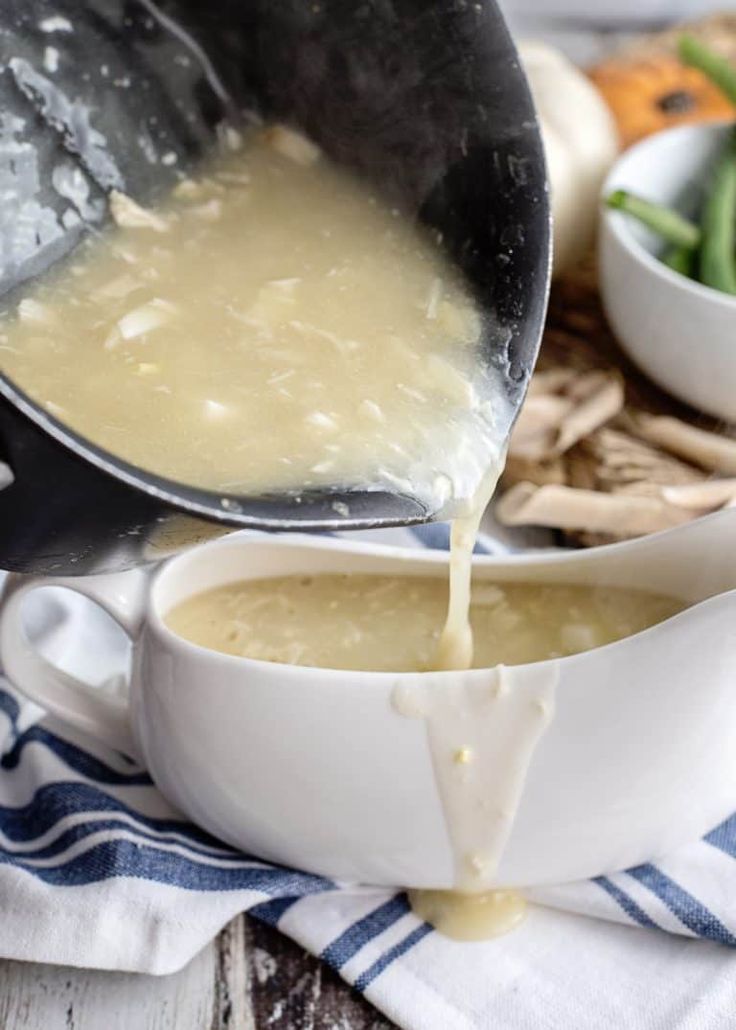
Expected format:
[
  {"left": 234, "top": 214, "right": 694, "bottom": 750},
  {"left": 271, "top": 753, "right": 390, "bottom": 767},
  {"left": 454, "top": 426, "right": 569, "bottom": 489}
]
[
  {"left": 606, "top": 190, "right": 701, "bottom": 249},
  {"left": 678, "top": 35, "right": 736, "bottom": 107},
  {"left": 699, "top": 138, "right": 736, "bottom": 295},
  {"left": 662, "top": 245, "right": 696, "bottom": 278}
]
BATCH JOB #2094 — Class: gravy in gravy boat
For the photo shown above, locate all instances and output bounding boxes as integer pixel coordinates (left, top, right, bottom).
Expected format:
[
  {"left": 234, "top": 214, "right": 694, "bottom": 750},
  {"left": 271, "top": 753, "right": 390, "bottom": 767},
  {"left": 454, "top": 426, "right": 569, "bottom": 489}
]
[
  {"left": 0, "top": 125, "right": 496, "bottom": 514},
  {"left": 167, "top": 570, "right": 683, "bottom": 939},
  {"left": 166, "top": 573, "right": 682, "bottom": 673}
]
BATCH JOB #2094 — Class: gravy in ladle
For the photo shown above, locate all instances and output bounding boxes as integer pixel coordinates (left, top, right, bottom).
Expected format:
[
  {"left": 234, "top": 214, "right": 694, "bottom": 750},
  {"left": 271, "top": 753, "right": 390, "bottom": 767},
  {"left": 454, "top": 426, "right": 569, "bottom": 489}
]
[{"left": 0, "top": 125, "right": 497, "bottom": 516}]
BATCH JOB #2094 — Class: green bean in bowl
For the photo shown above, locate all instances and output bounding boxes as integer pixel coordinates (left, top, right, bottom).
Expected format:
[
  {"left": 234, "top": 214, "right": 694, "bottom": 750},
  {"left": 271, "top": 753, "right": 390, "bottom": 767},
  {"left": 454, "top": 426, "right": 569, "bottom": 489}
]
[
  {"left": 600, "top": 121, "right": 736, "bottom": 422},
  {"left": 604, "top": 37, "right": 736, "bottom": 299}
]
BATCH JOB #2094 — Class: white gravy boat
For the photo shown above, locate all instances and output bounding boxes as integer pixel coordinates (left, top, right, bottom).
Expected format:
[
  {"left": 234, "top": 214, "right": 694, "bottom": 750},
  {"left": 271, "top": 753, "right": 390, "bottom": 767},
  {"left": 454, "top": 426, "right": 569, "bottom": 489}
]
[{"left": 2, "top": 510, "right": 736, "bottom": 890}]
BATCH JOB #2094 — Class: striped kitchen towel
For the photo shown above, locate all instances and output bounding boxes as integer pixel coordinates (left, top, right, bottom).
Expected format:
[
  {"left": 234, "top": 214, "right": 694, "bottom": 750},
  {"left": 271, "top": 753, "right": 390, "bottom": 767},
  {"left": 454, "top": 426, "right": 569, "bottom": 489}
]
[{"left": 0, "top": 526, "right": 734, "bottom": 1029}]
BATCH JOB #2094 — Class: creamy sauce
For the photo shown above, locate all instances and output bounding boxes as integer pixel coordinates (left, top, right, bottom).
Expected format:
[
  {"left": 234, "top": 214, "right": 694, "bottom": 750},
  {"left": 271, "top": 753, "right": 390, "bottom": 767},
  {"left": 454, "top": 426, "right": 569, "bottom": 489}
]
[
  {"left": 0, "top": 126, "right": 497, "bottom": 515},
  {"left": 165, "top": 573, "right": 682, "bottom": 670}
]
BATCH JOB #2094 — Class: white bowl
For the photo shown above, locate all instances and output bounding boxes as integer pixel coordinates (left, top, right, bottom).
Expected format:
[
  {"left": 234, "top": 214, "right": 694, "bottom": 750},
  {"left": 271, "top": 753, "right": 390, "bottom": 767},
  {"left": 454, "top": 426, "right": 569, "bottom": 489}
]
[
  {"left": 3, "top": 512, "right": 736, "bottom": 890},
  {"left": 600, "top": 122, "right": 736, "bottom": 422}
]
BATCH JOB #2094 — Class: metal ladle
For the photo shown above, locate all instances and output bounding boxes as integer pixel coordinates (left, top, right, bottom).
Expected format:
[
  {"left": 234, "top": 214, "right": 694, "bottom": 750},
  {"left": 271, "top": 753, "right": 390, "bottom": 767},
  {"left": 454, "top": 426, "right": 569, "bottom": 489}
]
[{"left": 0, "top": 0, "right": 550, "bottom": 573}]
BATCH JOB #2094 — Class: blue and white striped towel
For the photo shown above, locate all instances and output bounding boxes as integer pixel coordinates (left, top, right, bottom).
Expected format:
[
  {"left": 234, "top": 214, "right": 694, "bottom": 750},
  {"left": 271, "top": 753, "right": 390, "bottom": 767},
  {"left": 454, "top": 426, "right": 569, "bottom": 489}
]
[{"left": 1, "top": 527, "right": 735, "bottom": 1029}]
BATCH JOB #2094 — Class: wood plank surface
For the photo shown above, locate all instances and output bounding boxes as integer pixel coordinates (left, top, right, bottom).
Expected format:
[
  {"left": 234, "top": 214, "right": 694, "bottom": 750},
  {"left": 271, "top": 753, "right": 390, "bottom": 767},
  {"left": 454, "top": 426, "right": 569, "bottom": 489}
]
[{"left": 0, "top": 916, "right": 395, "bottom": 1030}]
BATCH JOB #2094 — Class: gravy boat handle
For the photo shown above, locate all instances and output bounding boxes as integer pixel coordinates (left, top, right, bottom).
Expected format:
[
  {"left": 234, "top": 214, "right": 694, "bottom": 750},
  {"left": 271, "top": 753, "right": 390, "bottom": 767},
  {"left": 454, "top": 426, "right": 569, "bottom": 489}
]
[{"left": 0, "top": 570, "right": 149, "bottom": 759}]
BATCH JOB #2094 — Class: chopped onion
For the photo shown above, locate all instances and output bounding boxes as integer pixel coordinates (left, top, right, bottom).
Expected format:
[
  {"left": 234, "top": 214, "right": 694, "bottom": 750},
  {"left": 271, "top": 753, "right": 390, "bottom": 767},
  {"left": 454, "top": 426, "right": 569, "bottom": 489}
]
[
  {"left": 265, "top": 125, "right": 321, "bottom": 166},
  {"left": 44, "top": 400, "right": 67, "bottom": 417},
  {"left": 103, "top": 327, "right": 122, "bottom": 351},
  {"left": 426, "top": 278, "right": 443, "bottom": 320},
  {"left": 359, "top": 399, "right": 385, "bottom": 423},
  {"left": 203, "top": 399, "right": 230, "bottom": 420},
  {"left": 219, "top": 125, "right": 243, "bottom": 153},
  {"left": 427, "top": 355, "right": 477, "bottom": 408},
  {"left": 193, "top": 199, "right": 222, "bottom": 222},
  {"left": 117, "top": 298, "right": 178, "bottom": 340},
  {"left": 173, "top": 179, "right": 205, "bottom": 199},
  {"left": 472, "top": 585, "right": 505, "bottom": 607},
  {"left": 109, "top": 190, "right": 170, "bottom": 232},
  {"left": 92, "top": 274, "right": 140, "bottom": 301},
  {"left": 268, "top": 278, "right": 301, "bottom": 291},
  {"left": 18, "top": 299, "right": 53, "bottom": 323},
  {"left": 305, "top": 411, "right": 338, "bottom": 431}
]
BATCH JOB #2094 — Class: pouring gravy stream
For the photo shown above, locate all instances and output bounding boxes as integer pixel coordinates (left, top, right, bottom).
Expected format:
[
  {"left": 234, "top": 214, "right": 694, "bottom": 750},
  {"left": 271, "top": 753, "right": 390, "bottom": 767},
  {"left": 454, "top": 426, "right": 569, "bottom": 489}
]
[{"left": 407, "top": 465, "right": 552, "bottom": 940}]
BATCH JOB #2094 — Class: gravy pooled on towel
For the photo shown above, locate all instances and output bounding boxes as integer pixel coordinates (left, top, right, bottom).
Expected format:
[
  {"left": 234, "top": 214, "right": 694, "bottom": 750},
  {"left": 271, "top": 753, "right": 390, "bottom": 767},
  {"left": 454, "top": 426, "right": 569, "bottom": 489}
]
[
  {"left": 0, "top": 126, "right": 495, "bottom": 514},
  {"left": 165, "top": 573, "right": 683, "bottom": 671}
]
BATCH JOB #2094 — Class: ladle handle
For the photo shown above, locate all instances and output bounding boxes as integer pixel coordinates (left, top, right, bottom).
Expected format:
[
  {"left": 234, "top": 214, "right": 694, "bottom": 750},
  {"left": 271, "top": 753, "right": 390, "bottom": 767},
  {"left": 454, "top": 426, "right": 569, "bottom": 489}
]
[{"left": 0, "top": 571, "right": 149, "bottom": 760}]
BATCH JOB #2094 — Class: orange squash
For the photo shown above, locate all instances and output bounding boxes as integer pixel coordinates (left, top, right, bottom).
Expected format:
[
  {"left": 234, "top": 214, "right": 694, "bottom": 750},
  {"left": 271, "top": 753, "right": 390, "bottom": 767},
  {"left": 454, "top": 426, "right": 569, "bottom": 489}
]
[{"left": 589, "top": 55, "right": 734, "bottom": 148}]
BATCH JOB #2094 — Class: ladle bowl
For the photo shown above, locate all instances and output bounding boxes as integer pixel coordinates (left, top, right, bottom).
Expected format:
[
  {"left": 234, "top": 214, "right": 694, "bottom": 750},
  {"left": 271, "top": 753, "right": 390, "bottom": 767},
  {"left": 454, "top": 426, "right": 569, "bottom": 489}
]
[{"left": 0, "top": 0, "right": 550, "bottom": 573}]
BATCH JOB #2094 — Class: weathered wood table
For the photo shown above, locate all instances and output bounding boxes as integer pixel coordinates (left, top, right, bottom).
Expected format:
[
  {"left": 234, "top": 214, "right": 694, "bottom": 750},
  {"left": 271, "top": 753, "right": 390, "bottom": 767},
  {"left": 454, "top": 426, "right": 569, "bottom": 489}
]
[{"left": 0, "top": 916, "right": 396, "bottom": 1029}]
